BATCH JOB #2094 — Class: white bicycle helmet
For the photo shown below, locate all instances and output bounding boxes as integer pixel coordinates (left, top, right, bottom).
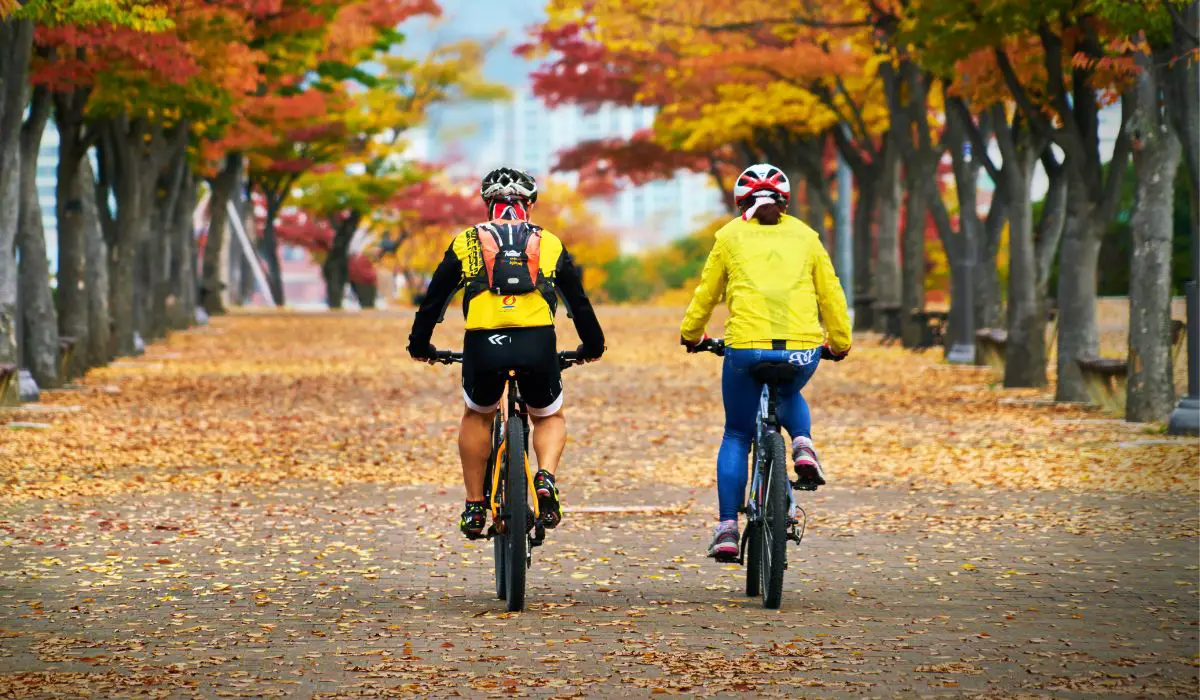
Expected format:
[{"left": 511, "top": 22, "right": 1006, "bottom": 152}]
[
  {"left": 733, "top": 163, "right": 790, "bottom": 208},
  {"left": 480, "top": 167, "right": 538, "bottom": 205}
]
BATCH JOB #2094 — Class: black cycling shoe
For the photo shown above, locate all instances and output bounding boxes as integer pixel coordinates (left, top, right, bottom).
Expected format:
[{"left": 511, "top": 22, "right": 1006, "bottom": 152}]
[
  {"left": 459, "top": 501, "right": 487, "bottom": 539},
  {"left": 534, "top": 470, "right": 562, "bottom": 528}
]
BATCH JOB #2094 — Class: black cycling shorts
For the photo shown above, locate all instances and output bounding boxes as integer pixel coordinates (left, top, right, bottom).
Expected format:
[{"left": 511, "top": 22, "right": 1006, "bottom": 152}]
[{"left": 462, "top": 326, "right": 562, "bottom": 416}]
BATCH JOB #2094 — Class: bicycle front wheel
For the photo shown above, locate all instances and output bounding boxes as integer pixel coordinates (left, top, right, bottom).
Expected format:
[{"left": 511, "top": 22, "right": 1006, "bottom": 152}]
[
  {"left": 744, "top": 443, "right": 762, "bottom": 597},
  {"left": 760, "top": 431, "right": 789, "bottom": 609},
  {"left": 504, "top": 417, "right": 528, "bottom": 612},
  {"left": 493, "top": 534, "right": 506, "bottom": 600}
]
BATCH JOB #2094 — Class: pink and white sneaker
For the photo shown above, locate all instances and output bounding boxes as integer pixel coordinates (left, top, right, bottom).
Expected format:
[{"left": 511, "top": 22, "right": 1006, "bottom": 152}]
[
  {"left": 707, "top": 520, "right": 739, "bottom": 561},
  {"left": 792, "top": 436, "right": 826, "bottom": 488}
]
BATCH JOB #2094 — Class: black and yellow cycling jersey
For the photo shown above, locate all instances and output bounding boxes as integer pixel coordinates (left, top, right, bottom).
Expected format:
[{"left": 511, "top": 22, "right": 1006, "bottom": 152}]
[{"left": 409, "top": 223, "right": 605, "bottom": 356}]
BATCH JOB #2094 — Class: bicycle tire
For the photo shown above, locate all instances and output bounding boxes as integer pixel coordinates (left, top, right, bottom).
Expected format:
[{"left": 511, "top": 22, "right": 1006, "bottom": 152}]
[
  {"left": 744, "top": 521, "right": 762, "bottom": 597},
  {"left": 760, "top": 431, "right": 788, "bottom": 609},
  {"left": 504, "top": 417, "right": 528, "bottom": 612},
  {"left": 744, "top": 443, "right": 762, "bottom": 597},
  {"left": 493, "top": 535, "right": 506, "bottom": 600},
  {"left": 491, "top": 415, "right": 506, "bottom": 600}
]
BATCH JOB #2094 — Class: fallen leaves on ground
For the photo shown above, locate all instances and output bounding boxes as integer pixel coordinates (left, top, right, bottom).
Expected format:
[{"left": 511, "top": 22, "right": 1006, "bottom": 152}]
[
  {"left": 1, "top": 308, "right": 1194, "bottom": 505},
  {"left": 0, "top": 307, "right": 1195, "bottom": 698}
]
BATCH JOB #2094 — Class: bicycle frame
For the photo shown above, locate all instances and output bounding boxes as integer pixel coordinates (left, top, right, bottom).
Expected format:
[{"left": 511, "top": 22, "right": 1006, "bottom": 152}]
[
  {"left": 745, "top": 383, "right": 800, "bottom": 532},
  {"left": 432, "top": 350, "right": 582, "bottom": 544},
  {"left": 484, "top": 372, "right": 541, "bottom": 539}
]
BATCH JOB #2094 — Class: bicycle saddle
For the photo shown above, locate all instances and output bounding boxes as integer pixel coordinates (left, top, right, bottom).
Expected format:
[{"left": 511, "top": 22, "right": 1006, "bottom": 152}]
[{"left": 750, "top": 362, "right": 800, "bottom": 385}]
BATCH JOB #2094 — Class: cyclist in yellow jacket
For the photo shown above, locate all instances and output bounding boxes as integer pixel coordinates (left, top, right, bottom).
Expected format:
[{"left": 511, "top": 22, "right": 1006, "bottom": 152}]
[
  {"left": 680, "top": 163, "right": 851, "bottom": 559},
  {"left": 408, "top": 168, "right": 605, "bottom": 538}
]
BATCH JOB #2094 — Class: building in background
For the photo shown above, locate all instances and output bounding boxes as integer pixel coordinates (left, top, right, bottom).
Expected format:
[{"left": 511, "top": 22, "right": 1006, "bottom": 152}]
[{"left": 433, "top": 89, "right": 726, "bottom": 251}]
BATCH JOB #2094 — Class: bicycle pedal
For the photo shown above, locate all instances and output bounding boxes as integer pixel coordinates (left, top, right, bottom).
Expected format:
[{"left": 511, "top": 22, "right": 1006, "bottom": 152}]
[{"left": 791, "top": 479, "right": 819, "bottom": 492}]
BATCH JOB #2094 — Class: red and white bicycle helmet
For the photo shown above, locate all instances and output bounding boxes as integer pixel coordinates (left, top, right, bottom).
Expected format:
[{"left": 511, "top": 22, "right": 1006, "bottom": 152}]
[{"left": 734, "top": 163, "right": 790, "bottom": 220}]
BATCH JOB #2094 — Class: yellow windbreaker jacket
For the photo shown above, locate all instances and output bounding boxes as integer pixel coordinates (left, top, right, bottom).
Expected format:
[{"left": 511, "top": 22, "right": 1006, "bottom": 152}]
[{"left": 679, "top": 214, "right": 852, "bottom": 352}]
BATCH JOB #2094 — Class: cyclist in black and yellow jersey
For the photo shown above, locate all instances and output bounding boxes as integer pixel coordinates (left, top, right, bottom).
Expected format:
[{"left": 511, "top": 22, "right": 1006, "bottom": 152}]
[{"left": 408, "top": 168, "right": 605, "bottom": 538}]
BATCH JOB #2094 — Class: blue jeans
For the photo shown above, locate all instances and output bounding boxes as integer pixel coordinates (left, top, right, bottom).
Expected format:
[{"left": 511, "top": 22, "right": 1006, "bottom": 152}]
[{"left": 717, "top": 348, "right": 820, "bottom": 521}]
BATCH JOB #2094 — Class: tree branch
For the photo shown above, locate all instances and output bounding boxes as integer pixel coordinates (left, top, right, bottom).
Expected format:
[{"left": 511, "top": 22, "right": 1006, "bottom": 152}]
[
  {"left": 1098, "top": 93, "right": 1134, "bottom": 224},
  {"left": 951, "top": 97, "right": 1002, "bottom": 181},
  {"left": 832, "top": 74, "right": 875, "bottom": 155},
  {"left": 649, "top": 9, "right": 871, "bottom": 33},
  {"left": 993, "top": 48, "right": 1054, "bottom": 139},
  {"left": 829, "top": 121, "right": 868, "bottom": 174},
  {"left": 1167, "top": 0, "right": 1200, "bottom": 44}
]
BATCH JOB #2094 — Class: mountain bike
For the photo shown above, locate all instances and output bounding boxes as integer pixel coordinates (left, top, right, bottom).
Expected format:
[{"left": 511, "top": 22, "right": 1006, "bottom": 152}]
[
  {"left": 433, "top": 350, "right": 583, "bottom": 612},
  {"left": 696, "top": 338, "right": 815, "bottom": 609}
]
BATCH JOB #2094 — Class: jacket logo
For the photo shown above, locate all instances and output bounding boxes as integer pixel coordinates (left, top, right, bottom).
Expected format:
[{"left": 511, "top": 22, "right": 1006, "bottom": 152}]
[{"left": 501, "top": 295, "right": 516, "bottom": 310}]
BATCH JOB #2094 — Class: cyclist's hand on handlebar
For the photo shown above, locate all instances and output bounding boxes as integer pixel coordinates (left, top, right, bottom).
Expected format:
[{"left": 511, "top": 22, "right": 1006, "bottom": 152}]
[
  {"left": 821, "top": 344, "right": 849, "bottom": 362},
  {"left": 407, "top": 341, "right": 438, "bottom": 364},
  {"left": 681, "top": 333, "right": 709, "bottom": 353},
  {"left": 576, "top": 343, "right": 604, "bottom": 362}
]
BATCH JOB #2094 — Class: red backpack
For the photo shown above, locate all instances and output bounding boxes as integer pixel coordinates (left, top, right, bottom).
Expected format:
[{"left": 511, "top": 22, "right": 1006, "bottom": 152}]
[{"left": 465, "top": 221, "right": 557, "bottom": 309}]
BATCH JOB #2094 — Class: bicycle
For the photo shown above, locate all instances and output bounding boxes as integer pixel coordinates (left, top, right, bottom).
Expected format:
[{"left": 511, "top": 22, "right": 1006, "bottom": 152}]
[
  {"left": 695, "top": 338, "right": 817, "bottom": 609},
  {"left": 432, "top": 350, "right": 584, "bottom": 612}
]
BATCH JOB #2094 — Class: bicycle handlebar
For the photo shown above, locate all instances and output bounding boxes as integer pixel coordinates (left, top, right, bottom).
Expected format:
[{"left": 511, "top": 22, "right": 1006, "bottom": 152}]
[
  {"left": 432, "top": 351, "right": 463, "bottom": 365},
  {"left": 430, "top": 350, "right": 587, "bottom": 369},
  {"left": 691, "top": 338, "right": 843, "bottom": 362},
  {"left": 691, "top": 337, "right": 725, "bottom": 356}
]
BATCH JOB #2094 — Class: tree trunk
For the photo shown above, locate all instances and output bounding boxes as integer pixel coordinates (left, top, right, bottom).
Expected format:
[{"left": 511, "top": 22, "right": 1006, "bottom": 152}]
[
  {"left": 259, "top": 215, "right": 286, "bottom": 306},
  {"left": 852, "top": 179, "right": 875, "bottom": 330},
  {"left": 1004, "top": 165, "right": 1045, "bottom": 388},
  {"left": 1055, "top": 199, "right": 1105, "bottom": 402},
  {"left": 874, "top": 133, "right": 902, "bottom": 331},
  {"left": 54, "top": 119, "right": 90, "bottom": 377},
  {"left": 1035, "top": 162, "right": 1069, "bottom": 298},
  {"left": 1162, "top": 2, "right": 1199, "bottom": 237},
  {"left": 101, "top": 117, "right": 163, "bottom": 358},
  {"left": 17, "top": 86, "right": 58, "bottom": 388},
  {"left": 79, "top": 158, "right": 111, "bottom": 366},
  {"left": 147, "top": 150, "right": 185, "bottom": 339},
  {"left": 167, "top": 167, "right": 197, "bottom": 329},
  {"left": 993, "top": 116, "right": 1050, "bottom": 388},
  {"left": 974, "top": 250, "right": 1002, "bottom": 329},
  {"left": 323, "top": 214, "right": 360, "bottom": 310},
  {"left": 901, "top": 168, "right": 933, "bottom": 347},
  {"left": 201, "top": 153, "right": 241, "bottom": 315},
  {"left": 0, "top": 18, "right": 33, "bottom": 369},
  {"left": 1126, "top": 54, "right": 1181, "bottom": 422}
]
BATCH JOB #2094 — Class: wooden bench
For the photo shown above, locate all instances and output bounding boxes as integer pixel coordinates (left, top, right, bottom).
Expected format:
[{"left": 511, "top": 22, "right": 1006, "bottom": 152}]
[
  {"left": 1171, "top": 319, "right": 1187, "bottom": 364},
  {"left": 975, "top": 328, "right": 1008, "bottom": 371},
  {"left": 58, "top": 336, "right": 77, "bottom": 382},
  {"left": 1076, "top": 356, "right": 1128, "bottom": 415},
  {"left": 911, "top": 310, "right": 949, "bottom": 351},
  {"left": 878, "top": 304, "right": 903, "bottom": 345},
  {"left": 0, "top": 363, "right": 17, "bottom": 406}
]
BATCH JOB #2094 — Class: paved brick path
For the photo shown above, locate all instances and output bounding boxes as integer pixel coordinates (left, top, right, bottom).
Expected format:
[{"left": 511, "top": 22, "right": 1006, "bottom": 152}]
[{"left": 0, "top": 310, "right": 1196, "bottom": 698}]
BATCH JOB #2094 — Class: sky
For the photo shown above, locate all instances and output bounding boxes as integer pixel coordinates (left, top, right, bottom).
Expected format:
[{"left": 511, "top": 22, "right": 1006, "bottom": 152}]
[
  {"left": 398, "top": 0, "right": 548, "bottom": 163},
  {"left": 402, "top": 0, "right": 546, "bottom": 87}
]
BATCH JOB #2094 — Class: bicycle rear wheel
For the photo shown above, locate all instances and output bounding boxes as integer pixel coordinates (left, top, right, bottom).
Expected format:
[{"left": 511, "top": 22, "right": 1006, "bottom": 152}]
[
  {"left": 504, "top": 417, "right": 528, "bottom": 612},
  {"left": 760, "top": 432, "right": 788, "bottom": 609},
  {"left": 744, "top": 521, "right": 762, "bottom": 597}
]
